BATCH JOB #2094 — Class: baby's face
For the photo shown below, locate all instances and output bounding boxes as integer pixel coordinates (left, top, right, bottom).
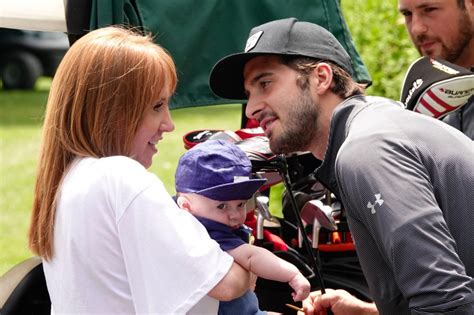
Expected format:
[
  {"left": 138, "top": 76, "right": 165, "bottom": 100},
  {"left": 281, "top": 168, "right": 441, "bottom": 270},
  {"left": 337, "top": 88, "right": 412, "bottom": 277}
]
[{"left": 188, "top": 194, "right": 248, "bottom": 229}]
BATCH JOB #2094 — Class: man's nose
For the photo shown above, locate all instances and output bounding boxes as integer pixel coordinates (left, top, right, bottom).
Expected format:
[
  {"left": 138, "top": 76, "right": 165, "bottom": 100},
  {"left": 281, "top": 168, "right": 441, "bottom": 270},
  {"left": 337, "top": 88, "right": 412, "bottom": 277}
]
[
  {"left": 245, "top": 96, "right": 263, "bottom": 120},
  {"left": 410, "top": 14, "right": 427, "bottom": 37}
]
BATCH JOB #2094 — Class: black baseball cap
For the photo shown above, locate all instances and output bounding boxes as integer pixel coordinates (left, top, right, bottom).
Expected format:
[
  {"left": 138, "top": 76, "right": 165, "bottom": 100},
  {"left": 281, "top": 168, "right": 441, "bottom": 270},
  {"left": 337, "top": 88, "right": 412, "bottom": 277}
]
[
  {"left": 209, "top": 17, "right": 353, "bottom": 100},
  {"left": 400, "top": 57, "right": 474, "bottom": 119}
]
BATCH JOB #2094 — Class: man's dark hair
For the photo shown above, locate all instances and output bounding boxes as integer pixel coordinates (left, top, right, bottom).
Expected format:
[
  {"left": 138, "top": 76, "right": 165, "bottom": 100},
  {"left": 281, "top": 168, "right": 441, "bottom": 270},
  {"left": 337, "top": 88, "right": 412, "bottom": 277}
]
[{"left": 281, "top": 56, "right": 365, "bottom": 99}]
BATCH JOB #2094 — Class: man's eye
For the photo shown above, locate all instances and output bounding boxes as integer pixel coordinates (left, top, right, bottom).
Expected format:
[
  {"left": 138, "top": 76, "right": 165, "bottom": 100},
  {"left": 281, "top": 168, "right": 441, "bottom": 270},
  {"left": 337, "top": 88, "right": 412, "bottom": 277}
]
[
  {"left": 260, "top": 81, "right": 270, "bottom": 89},
  {"left": 424, "top": 6, "right": 437, "bottom": 13},
  {"left": 400, "top": 10, "right": 412, "bottom": 17}
]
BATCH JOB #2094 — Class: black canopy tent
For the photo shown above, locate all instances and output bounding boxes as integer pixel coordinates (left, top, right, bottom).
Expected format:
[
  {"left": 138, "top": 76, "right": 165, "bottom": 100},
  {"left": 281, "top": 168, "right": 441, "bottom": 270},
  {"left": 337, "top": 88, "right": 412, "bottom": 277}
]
[{"left": 65, "top": 0, "right": 371, "bottom": 109}]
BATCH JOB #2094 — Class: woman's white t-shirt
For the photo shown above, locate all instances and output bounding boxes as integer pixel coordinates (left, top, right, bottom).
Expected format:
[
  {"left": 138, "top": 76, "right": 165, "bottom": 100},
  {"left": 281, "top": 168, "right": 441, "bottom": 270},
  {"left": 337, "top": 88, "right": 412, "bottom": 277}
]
[{"left": 43, "top": 156, "right": 233, "bottom": 314}]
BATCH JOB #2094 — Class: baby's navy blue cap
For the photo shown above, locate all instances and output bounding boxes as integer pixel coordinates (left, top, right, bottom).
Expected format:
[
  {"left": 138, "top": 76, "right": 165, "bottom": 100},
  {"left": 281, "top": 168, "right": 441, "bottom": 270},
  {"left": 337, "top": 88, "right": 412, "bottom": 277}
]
[{"left": 175, "top": 140, "right": 267, "bottom": 201}]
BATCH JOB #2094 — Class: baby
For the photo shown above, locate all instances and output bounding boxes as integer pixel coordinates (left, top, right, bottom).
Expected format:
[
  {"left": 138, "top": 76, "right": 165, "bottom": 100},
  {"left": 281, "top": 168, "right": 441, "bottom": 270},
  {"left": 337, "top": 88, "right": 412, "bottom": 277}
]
[{"left": 175, "top": 139, "right": 310, "bottom": 314}]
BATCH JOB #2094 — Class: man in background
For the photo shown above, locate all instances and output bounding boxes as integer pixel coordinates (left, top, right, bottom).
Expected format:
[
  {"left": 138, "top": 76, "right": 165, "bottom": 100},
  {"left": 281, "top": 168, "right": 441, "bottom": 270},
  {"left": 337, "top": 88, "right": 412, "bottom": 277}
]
[{"left": 398, "top": 0, "right": 473, "bottom": 138}]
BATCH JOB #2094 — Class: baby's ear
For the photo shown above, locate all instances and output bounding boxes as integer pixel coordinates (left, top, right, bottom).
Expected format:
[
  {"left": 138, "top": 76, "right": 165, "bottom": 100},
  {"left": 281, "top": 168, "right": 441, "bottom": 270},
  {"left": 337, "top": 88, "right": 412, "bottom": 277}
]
[{"left": 177, "top": 195, "right": 191, "bottom": 211}]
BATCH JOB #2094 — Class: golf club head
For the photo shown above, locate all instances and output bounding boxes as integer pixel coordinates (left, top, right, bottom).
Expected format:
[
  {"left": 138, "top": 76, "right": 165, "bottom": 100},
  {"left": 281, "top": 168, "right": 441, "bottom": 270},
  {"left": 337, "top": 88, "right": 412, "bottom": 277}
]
[
  {"left": 312, "top": 219, "right": 321, "bottom": 249},
  {"left": 255, "top": 195, "right": 272, "bottom": 221},
  {"left": 301, "top": 200, "right": 337, "bottom": 231}
]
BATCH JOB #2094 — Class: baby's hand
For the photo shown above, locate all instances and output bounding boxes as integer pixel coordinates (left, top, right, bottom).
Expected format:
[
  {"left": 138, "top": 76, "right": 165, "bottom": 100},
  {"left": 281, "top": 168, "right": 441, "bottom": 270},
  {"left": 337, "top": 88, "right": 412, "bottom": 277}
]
[{"left": 289, "top": 273, "right": 310, "bottom": 302}]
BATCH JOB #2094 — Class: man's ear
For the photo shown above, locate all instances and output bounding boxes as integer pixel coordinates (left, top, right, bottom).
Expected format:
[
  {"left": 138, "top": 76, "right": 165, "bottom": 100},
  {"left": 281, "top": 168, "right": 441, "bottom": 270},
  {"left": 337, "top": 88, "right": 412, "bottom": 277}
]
[
  {"left": 177, "top": 195, "right": 192, "bottom": 211},
  {"left": 311, "top": 62, "right": 333, "bottom": 94},
  {"left": 467, "top": 0, "right": 474, "bottom": 15}
]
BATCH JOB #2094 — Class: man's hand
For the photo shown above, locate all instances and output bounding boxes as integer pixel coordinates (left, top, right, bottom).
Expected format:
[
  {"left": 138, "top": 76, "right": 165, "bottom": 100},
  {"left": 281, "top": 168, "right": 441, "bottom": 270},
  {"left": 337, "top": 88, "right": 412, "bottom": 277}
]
[{"left": 301, "top": 288, "right": 378, "bottom": 315}]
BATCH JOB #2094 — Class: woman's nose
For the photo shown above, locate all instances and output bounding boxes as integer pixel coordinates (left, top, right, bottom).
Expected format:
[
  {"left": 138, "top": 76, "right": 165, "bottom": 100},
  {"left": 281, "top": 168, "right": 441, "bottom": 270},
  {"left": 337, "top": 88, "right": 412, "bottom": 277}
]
[{"left": 161, "top": 108, "right": 175, "bottom": 132}]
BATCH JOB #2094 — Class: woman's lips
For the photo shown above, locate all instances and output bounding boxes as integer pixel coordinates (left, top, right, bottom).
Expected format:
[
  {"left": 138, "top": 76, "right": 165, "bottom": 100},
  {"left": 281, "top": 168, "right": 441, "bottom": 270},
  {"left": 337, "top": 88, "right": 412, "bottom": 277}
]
[
  {"left": 148, "top": 143, "right": 158, "bottom": 153},
  {"left": 148, "top": 138, "right": 161, "bottom": 153}
]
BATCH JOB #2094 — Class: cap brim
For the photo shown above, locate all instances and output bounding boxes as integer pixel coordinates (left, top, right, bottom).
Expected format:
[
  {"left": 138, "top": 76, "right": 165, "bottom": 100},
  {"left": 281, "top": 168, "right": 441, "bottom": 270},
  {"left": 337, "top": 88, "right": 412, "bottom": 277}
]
[
  {"left": 195, "top": 178, "right": 267, "bottom": 201},
  {"left": 210, "top": 52, "right": 277, "bottom": 100}
]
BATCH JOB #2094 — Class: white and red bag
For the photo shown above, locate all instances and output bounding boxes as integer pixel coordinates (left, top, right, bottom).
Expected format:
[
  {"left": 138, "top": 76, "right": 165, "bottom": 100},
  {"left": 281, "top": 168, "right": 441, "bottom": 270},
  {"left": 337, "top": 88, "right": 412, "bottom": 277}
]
[{"left": 400, "top": 57, "right": 474, "bottom": 119}]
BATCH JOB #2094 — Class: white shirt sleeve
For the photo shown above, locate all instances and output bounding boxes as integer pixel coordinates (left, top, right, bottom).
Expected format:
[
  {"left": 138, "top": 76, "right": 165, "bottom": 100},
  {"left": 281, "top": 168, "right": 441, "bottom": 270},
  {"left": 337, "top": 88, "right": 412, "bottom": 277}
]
[{"left": 116, "top": 178, "right": 233, "bottom": 314}]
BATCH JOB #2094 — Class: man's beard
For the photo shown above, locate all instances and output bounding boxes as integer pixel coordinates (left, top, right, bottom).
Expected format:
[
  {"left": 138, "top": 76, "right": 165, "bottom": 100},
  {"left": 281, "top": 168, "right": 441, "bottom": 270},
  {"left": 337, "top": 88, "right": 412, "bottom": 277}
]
[
  {"left": 269, "top": 88, "right": 319, "bottom": 154},
  {"left": 415, "top": 10, "right": 472, "bottom": 63}
]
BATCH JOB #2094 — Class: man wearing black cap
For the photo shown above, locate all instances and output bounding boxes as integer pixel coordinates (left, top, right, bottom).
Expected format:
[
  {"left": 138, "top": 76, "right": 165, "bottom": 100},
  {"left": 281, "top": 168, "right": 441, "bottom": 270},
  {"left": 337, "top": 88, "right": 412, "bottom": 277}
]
[
  {"left": 398, "top": 0, "right": 474, "bottom": 139},
  {"left": 209, "top": 17, "right": 474, "bottom": 315}
]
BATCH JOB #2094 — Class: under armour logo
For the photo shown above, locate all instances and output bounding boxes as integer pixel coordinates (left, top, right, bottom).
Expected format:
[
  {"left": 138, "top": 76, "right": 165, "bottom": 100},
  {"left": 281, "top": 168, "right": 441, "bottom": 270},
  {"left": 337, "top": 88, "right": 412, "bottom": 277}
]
[{"left": 367, "top": 193, "right": 384, "bottom": 214}]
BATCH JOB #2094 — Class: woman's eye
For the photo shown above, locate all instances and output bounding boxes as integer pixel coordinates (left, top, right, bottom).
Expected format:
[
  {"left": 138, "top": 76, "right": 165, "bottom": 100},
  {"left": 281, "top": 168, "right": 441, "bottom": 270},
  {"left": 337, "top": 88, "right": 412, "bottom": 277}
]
[{"left": 153, "top": 102, "right": 164, "bottom": 111}]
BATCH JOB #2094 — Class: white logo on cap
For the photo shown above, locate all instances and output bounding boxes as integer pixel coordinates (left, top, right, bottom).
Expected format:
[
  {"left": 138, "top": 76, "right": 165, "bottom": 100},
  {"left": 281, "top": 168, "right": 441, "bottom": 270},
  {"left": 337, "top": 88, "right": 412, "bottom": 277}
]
[
  {"left": 245, "top": 31, "right": 263, "bottom": 52},
  {"left": 234, "top": 176, "right": 250, "bottom": 183}
]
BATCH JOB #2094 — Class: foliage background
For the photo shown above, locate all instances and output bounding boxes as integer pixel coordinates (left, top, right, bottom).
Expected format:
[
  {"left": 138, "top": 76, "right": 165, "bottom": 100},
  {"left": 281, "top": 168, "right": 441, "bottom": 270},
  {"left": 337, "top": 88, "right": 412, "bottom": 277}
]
[
  {"left": 342, "top": 0, "right": 418, "bottom": 98},
  {"left": 0, "top": 0, "right": 419, "bottom": 275}
]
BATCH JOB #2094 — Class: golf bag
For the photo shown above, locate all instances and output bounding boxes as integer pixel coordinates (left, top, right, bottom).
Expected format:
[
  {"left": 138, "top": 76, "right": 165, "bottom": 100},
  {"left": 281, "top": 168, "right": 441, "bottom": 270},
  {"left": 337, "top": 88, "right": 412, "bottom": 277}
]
[{"left": 183, "top": 128, "right": 372, "bottom": 314}]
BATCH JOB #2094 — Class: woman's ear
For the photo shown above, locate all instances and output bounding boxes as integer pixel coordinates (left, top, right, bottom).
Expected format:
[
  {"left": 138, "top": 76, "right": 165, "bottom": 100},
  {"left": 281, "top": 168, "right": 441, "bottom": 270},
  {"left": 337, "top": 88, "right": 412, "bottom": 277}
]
[
  {"left": 177, "top": 195, "right": 192, "bottom": 212},
  {"left": 311, "top": 63, "right": 333, "bottom": 94}
]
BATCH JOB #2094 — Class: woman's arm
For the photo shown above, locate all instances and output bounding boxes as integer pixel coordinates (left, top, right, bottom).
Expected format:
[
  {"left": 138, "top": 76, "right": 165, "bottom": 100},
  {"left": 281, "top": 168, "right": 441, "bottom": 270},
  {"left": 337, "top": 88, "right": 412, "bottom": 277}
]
[{"left": 208, "top": 261, "right": 252, "bottom": 301}]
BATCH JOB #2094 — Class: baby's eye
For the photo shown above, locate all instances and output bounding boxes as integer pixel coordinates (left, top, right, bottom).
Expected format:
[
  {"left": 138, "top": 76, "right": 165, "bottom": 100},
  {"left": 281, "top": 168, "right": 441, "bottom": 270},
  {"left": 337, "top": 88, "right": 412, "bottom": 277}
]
[
  {"left": 217, "top": 203, "right": 227, "bottom": 210},
  {"left": 237, "top": 202, "right": 245, "bottom": 208}
]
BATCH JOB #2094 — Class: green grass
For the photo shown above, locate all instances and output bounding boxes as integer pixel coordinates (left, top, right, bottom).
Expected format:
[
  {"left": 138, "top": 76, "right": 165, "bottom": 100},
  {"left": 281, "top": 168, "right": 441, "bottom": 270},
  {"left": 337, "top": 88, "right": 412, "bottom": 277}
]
[{"left": 0, "top": 81, "right": 49, "bottom": 274}]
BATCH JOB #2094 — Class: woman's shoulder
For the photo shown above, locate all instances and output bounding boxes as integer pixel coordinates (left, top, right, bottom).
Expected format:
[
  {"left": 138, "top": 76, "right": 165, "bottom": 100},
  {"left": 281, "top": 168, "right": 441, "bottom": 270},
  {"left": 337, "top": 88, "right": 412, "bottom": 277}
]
[
  {"left": 64, "top": 156, "right": 169, "bottom": 222},
  {"left": 77, "top": 155, "right": 144, "bottom": 171},
  {"left": 73, "top": 156, "right": 161, "bottom": 188},
  {"left": 98, "top": 155, "right": 143, "bottom": 167}
]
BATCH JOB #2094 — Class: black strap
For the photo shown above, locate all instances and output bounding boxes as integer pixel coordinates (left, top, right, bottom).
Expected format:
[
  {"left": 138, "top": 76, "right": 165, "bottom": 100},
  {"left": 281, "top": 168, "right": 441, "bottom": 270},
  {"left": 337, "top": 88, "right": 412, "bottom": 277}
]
[{"left": 65, "top": 0, "right": 93, "bottom": 46}]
